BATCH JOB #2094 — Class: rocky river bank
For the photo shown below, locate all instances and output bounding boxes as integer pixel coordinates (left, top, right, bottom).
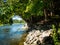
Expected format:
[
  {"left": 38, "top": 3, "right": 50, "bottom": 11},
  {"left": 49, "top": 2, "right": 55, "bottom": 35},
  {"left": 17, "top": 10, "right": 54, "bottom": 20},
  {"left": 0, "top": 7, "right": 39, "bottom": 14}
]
[{"left": 24, "top": 29, "right": 54, "bottom": 45}]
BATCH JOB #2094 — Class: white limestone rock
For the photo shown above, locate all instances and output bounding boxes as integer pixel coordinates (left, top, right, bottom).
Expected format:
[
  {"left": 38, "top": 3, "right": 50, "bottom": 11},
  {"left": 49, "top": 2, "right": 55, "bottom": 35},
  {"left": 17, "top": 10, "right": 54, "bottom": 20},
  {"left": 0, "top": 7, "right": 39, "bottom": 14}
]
[{"left": 24, "top": 29, "right": 52, "bottom": 45}]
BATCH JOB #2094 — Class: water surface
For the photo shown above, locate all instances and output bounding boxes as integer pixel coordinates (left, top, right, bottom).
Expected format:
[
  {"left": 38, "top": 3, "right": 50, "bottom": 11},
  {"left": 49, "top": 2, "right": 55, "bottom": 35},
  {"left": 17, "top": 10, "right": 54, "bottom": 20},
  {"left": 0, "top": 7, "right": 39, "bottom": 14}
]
[{"left": 0, "top": 24, "right": 26, "bottom": 45}]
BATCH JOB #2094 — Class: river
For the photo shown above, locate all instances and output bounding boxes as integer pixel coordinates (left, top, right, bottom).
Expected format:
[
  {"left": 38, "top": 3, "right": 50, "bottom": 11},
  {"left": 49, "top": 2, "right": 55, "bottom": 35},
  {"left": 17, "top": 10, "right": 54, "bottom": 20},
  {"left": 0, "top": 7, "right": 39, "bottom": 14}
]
[{"left": 0, "top": 23, "right": 26, "bottom": 45}]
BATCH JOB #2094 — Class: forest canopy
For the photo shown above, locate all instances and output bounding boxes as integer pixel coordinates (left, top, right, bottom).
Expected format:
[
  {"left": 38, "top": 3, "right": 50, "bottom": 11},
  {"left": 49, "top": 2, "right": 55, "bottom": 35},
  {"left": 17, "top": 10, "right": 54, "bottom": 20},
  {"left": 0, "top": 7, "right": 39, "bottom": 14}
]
[{"left": 0, "top": 0, "right": 60, "bottom": 24}]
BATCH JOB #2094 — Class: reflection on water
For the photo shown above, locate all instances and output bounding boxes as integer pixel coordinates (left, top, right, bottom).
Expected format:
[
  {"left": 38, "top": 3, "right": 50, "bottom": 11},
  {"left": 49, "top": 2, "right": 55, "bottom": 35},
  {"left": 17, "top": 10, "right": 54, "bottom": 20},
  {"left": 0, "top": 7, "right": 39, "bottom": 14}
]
[{"left": 0, "top": 24, "right": 26, "bottom": 45}]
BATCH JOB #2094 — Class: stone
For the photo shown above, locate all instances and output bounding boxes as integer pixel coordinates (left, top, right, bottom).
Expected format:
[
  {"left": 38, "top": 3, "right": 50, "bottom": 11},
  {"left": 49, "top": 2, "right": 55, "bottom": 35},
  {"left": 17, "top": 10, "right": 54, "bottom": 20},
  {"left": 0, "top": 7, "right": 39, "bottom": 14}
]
[{"left": 24, "top": 29, "right": 54, "bottom": 45}]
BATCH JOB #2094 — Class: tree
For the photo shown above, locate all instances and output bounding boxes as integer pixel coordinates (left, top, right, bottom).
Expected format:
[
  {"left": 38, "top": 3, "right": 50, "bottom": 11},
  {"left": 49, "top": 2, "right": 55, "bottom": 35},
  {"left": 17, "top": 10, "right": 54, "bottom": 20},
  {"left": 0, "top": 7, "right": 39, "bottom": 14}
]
[{"left": 0, "top": 0, "right": 60, "bottom": 32}]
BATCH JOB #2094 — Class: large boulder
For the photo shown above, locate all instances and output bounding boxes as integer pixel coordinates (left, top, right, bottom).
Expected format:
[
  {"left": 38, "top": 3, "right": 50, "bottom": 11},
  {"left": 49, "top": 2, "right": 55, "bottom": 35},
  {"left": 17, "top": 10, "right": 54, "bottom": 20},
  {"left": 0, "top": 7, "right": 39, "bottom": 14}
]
[{"left": 24, "top": 29, "right": 54, "bottom": 45}]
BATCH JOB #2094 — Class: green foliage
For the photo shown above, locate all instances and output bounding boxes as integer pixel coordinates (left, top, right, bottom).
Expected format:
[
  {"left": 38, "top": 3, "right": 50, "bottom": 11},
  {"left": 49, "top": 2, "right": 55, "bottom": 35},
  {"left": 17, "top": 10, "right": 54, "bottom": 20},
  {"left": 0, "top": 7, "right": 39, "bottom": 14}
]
[
  {"left": 52, "top": 25, "right": 60, "bottom": 45},
  {"left": 0, "top": 0, "right": 14, "bottom": 24},
  {"left": 24, "top": 0, "right": 44, "bottom": 16},
  {"left": 0, "top": 0, "right": 29, "bottom": 24},
  {"left": 0, "top": 0, "right": 53, "bottom": 24}
]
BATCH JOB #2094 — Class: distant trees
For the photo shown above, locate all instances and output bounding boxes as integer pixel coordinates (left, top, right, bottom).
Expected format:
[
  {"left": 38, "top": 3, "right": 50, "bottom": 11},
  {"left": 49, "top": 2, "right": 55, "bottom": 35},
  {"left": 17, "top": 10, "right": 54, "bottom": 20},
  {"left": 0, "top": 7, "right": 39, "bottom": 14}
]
[{"left": 13, "top": 20, "right": 25, "bottom": 24}]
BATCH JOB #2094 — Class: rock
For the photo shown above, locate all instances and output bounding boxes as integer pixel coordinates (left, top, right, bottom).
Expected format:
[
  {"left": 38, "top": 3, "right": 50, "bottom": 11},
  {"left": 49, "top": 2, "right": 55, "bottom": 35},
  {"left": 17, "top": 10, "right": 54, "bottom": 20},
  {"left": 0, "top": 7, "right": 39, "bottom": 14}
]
[
  {"left": 22, "top": 23, "right": 28, "bottom": 30},
  {"left": 24, "top": 29, "right": 54, "bottom": 45}
]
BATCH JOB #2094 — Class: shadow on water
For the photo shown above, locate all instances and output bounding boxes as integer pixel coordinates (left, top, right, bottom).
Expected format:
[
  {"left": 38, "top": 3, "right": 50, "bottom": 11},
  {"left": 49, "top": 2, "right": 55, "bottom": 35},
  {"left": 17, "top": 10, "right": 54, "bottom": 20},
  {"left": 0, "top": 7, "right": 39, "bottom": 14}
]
[{"left": 0, "top": 24, "right": 26, "bottom": 45}]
